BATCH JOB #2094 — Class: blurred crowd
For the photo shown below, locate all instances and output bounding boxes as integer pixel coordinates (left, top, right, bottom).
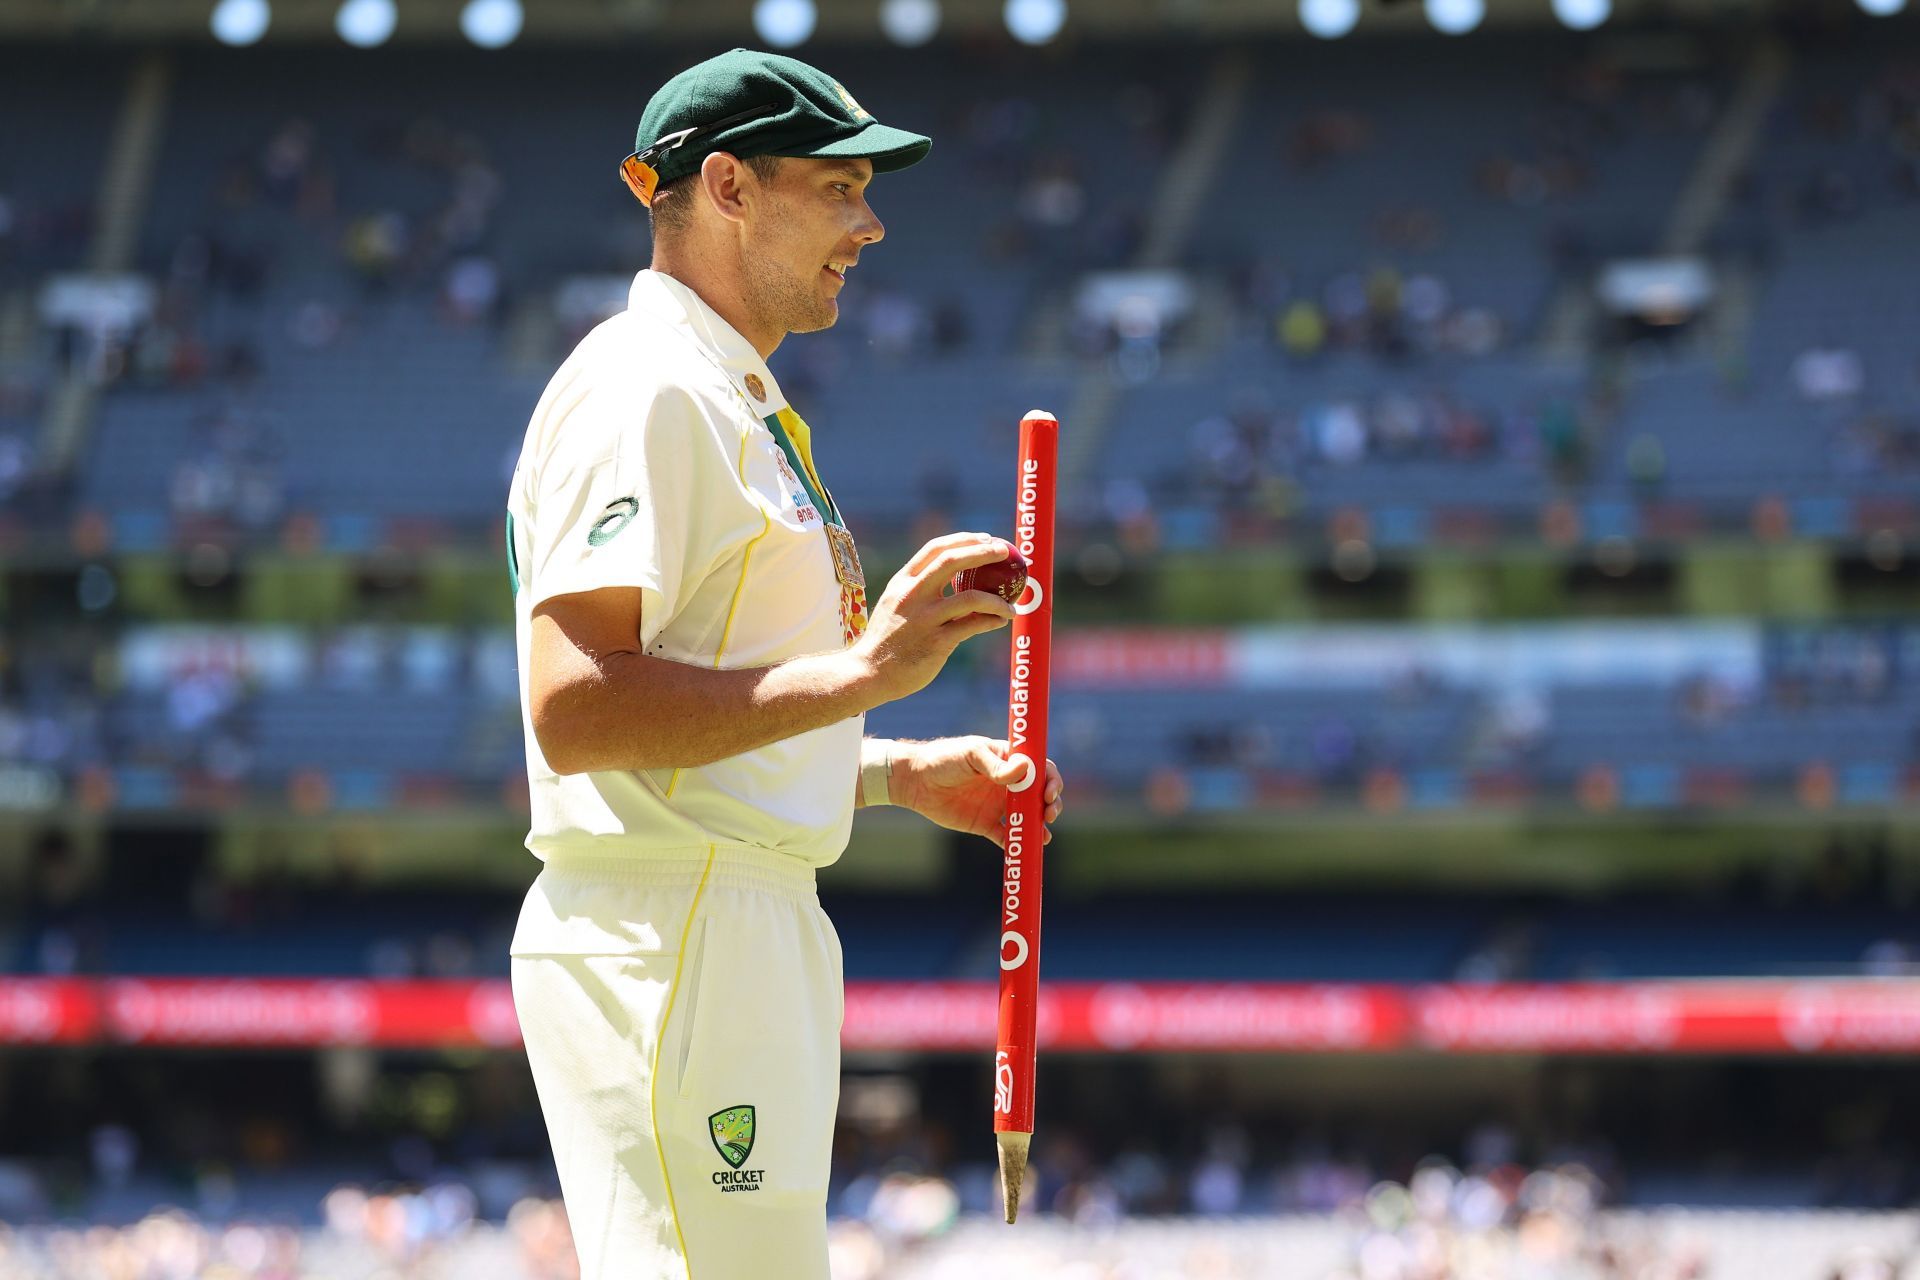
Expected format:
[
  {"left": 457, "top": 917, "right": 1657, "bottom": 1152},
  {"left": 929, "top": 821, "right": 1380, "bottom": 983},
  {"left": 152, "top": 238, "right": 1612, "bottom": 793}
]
[
  {"left": 2, "top": 41, "right": 1912, "bottom": 555},
  {"left": 0, "top": 1190, "right": 577, "bottom": 1280},
  {"left": 1765, "top": 42, "right": 1920, "bottom": 232},
  {"left": 0, "top": 626, "right": 522, "bottom": 797},
  {"left": 1172, "top": 381, "right": 1600, "bottom": 515},
  {"left": 2, "top": 619, "right": 1916, "bottom": 826},
  {"left": 1236, "top": 260, "right": 1509, "bottom": 371},
  {"left": 145, "top": 112, "right": 511, "bottom": 364},
  {"left": 0, "top": 1163, "right": 1911, "bottom": 1280}
]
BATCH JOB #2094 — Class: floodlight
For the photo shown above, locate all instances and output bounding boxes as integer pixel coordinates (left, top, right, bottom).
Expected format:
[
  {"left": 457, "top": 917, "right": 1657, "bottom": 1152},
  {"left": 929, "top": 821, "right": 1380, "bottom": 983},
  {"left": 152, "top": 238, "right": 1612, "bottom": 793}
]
[
  {"left": 1005, "top": 0, "right": 1066, "bottom": 44},
  {"left": 460, "top": 0, "right": 523, "bottom": 47},
  {"left": 880, "top": 0, "right": 941, "bottom": 45},
  {"left": 1425, "top": 0, "right": 1484, "bottom": 35},
  {"left": 336, "top": 0, "right": 396, "bottom": 46},
  {"left": 754, "top": 0, "right": 818, "bottom": 46},
  {"left": 1301, "top": 0, "right": 1360, "bottom": 38},
  {"left": 1552, "top": 0, "right": 1610, "bottom": 30},
  {"left": 211, "top": 0, "right": 271, "bottom": 45}
]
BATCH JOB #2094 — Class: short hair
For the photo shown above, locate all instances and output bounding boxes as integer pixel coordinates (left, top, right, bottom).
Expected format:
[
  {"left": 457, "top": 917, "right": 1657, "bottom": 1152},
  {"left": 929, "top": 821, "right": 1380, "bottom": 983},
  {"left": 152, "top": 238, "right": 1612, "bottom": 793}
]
[{"left": 648, "top": 153, "right": 784, "bottom": 235}]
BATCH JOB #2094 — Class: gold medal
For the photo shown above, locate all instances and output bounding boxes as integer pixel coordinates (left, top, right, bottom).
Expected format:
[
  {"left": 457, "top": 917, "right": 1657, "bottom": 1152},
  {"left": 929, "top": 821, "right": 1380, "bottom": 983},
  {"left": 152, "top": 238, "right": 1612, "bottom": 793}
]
[{"left": 823, "top": 522, "right": 865, "bottom": 592}]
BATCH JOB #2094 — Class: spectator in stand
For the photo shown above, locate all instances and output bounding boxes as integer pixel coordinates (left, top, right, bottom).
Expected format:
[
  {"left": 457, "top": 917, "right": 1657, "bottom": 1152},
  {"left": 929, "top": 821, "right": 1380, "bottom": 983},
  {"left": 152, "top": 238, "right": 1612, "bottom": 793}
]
[
  {"left": 1539, "top": 398, "right": 1588, "bottom": 483},
  {"left": 1019, "top": 152, "right": 1086, "bottom": 233},
  {"left": 257, "top": 119, "right": 318, "bottom": 208},
  {"left": 1190, "top": 1126, "right": 1252, "bottom": 1215},
  {"left": 1278, "top": 297, "right": 1327, "bottom": 360},
  {"left": 0, "top": 430, "right": 29, "bottom": 504},
  {"left": 1372, "top": 391, "right": 1425, "bottom": 458},
  {"left": 442, "top": 253, "right": 502, "bottom": 326},
  {"left": 169, "top": 407, "right": 286, "bottom": 530},
  {"left": 1627, "top": 432, "right": 1667, "bottom": 496},
  {"left": 1793, "top": 344, "right": 1865, "bottom": 402},
  {"left": 343, "top": 210, "right": 411, "bottom": 292},
  {"left": 1311, "top": 400, "right": 1368, "bottom": 467},
  {"left": 1287, "top": 109, "right": 1375, "bottom": 171}
]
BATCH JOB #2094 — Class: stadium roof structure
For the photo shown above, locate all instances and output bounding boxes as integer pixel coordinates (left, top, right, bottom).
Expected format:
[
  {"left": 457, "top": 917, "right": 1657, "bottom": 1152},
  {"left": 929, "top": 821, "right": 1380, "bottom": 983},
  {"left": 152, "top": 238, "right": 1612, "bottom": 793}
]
[{"left": 3, "top": 0, "right": 1827, "bottom": 43}]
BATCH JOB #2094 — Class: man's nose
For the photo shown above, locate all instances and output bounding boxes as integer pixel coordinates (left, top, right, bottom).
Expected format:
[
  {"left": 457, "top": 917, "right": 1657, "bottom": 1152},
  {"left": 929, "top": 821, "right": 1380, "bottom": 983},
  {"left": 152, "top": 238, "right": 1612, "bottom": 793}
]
[{"left": 854, "top": 200, "right": 885, "bottom": 246}]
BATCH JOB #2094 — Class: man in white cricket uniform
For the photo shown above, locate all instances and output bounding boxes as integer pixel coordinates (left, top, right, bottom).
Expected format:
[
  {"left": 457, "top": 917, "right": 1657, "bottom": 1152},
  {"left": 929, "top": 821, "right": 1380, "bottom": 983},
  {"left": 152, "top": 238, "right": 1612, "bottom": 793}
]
[{"left": 505, "top": 49, "right": 1063, "bottom": 1280}]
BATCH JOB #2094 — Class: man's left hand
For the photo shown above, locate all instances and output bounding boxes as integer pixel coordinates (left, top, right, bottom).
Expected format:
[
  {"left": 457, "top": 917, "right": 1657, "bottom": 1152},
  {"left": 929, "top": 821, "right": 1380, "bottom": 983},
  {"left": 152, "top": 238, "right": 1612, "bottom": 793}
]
[{"left": 891, "top": 736, "right": 1064, "bottom": 848}]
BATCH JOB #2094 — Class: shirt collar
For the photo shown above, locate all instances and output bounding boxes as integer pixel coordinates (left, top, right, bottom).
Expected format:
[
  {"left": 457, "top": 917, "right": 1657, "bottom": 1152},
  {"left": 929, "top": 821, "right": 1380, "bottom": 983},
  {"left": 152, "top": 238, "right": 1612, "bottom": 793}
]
[{"left": 627, "top": 270, "right": 787, "bottom": 414}]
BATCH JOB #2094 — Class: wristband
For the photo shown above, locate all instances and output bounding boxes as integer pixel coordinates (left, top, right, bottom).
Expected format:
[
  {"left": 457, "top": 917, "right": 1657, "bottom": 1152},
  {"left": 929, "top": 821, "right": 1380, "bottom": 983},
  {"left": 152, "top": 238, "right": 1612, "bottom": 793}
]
[{"left": 860, "top": 740, "right": 894, "bottom": 807}]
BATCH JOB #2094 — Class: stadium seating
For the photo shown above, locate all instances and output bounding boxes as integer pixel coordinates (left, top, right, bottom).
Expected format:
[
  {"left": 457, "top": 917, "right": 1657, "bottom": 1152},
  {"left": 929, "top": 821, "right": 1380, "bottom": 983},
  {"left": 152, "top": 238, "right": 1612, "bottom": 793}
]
[
  {"left": 8, "top": 618, "right": 1912, "bottom": 814},
  {"left": 0, "top": 48, "right": 118, "bottom": 280},
  {"left": 54, "top": 32, "right": 1917, "bottom": 543},
  {"left": 7, "top": 28, "right": 1920, "bottom": 1264}
]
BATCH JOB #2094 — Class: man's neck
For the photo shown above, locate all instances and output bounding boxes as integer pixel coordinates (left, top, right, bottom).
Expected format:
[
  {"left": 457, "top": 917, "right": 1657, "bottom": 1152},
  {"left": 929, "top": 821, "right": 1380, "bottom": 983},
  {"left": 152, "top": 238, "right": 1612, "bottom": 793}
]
[{"left": 650, "top": 255, "right": 783, "bottom": 361}]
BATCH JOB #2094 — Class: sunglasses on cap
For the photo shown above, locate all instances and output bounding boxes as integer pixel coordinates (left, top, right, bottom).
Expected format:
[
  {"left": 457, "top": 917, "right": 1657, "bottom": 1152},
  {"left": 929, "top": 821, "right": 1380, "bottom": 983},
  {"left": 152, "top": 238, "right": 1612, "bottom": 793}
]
[{"left": 618, "top": 103, "right": 781, "bottom": 207}]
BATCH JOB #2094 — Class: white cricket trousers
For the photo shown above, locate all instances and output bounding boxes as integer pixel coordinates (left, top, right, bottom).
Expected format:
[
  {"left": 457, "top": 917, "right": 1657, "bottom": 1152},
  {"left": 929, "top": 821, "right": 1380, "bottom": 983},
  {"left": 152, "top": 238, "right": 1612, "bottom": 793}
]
[{"left": 510, "top": 846, "right": 843, "bottom": 1280}]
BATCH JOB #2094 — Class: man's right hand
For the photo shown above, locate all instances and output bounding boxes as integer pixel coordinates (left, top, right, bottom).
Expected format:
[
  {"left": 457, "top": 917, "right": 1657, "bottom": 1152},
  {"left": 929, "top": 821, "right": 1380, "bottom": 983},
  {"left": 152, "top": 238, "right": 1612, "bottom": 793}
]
[{"left": 852, "top": 532, "right": 1017, "bottom": 705}]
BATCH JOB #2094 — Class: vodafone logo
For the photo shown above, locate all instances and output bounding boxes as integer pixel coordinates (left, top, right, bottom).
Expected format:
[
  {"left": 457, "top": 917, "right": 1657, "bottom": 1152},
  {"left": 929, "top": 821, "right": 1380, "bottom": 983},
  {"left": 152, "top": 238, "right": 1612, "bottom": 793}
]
[
  {"left": 1004, "top": 752, "right": 1037, "bottom": 793},
  {"left": 1012, "top": 578, "right": 1044, "bottom": 616},
  {"left": 1088, "top": 982, "right": 1155, "bottom": 1049},
  {"left": 1000, "top": 931, "right": 1030, "bottom": 971},
  {"left": 1624, "top": 988, "right": 1683, "bottom": 1049},
  {"left": 1014, "top": 458, "right": 1040, "bottom": 560},
  {"left": 108, "top": 980, "right": 376, "bottom": 1045},
  {"left": 841, "top": 983, "right": 994, "bottom": 1050},
  {"left": 1416, "top": 986, "right": 1681, "bottom": 1051},
  {"left": 1780, "top": 984, "right": 1920, "bottom": 1052},
  {"left": 1087, "top": 983, "right": 1379, "bottom": 1050},
  {"left": 0, "top": 983, "right": 66, "bottom": 1043},
  {"left": 1781, "top": 985, "right": 1837, "bottom": 1051}
]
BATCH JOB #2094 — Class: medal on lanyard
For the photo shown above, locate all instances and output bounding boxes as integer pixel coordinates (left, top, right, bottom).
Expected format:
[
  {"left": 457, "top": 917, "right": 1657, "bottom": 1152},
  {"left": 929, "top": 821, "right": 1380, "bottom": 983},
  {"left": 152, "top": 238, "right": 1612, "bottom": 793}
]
[{"left": 823, "top": 523, "right": 865, "bottom": 593}]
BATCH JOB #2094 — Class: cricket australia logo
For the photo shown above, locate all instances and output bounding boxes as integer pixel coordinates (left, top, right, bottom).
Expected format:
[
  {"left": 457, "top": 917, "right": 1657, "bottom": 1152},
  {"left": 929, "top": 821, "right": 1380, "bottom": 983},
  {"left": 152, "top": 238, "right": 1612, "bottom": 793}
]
[
  {"left": 831, "top": 81, "right": 872, "bottom": 121},
  {"left": 709, "top": 1106, "right": 765, "bottom": 1192},
  {"left": 711, "top": 1106, "right": 755, "bottom": 1167}
]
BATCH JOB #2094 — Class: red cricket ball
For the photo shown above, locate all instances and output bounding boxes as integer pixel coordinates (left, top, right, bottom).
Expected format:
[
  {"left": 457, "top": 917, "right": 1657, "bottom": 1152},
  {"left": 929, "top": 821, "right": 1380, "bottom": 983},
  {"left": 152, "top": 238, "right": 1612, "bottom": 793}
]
[{"left": 952, "top": 547, "right": 1031, "bottom": 606}]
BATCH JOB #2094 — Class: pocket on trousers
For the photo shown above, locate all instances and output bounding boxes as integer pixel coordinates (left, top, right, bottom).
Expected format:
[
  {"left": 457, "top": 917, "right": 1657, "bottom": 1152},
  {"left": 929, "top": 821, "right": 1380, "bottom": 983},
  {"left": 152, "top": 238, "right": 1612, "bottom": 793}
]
[
  {"left": 818, "top": 908, "right": 846, "bottom": 1032},
  {"left": 672, "top": 917, "right": 711, "bottom": 1099}
]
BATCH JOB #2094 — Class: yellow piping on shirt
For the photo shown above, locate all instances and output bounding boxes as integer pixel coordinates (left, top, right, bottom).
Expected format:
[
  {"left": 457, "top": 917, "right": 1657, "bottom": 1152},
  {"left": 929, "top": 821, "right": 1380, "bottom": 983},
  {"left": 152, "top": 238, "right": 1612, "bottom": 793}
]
[
  {"left": 664, "top": 421, "right": 773, "bottom": 802},
  {"left": 649, "top": 844, "right": 717, "bottom": 1280}
]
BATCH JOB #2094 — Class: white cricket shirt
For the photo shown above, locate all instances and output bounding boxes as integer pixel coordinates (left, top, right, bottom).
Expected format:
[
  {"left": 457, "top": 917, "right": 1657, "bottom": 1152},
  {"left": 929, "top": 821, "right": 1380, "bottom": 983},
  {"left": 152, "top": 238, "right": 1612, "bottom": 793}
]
[{"left": 506, "top": 270, "right": 867, "bottom": 868}]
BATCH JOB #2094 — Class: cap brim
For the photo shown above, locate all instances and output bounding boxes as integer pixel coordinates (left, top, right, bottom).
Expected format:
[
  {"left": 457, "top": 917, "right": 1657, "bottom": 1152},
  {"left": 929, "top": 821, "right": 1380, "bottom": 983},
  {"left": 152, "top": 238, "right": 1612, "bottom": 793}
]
[{"left": 779, "top": 121, "right": 931, "bottom": 174}]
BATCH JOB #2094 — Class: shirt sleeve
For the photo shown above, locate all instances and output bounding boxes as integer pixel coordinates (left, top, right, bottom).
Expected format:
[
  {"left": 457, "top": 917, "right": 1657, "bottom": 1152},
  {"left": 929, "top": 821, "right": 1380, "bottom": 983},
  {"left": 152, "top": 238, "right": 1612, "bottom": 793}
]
[{"left": 524, "top": 383, "right": 722, "bottom": 649}]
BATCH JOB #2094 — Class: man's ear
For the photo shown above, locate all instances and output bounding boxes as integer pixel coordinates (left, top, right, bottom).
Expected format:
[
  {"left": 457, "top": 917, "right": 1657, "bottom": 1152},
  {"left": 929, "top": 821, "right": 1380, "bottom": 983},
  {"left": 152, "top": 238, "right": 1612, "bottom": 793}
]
[{"left": 698, "top": 151, "right": 752, "bottom": 226}]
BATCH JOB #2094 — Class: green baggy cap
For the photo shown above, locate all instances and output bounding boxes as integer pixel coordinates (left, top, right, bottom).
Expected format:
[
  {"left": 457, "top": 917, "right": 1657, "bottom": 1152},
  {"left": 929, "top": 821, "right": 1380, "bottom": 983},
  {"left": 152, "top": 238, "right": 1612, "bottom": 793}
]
[{"left": 621, "top": 48, "right": 931, "bottom": 205}]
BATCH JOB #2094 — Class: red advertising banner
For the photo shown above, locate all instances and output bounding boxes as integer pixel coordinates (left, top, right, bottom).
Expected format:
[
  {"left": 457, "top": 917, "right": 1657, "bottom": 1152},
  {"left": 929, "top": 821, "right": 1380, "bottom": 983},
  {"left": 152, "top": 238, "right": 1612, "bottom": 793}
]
[
  {"left": 1048, "top": 629, "right": 1233, "bottom": 688},
  {"left": 5, "top": 978, "right": 1920, "bottom": 1054},
  {"left": 0, "top": 979, "right": 100, "bottom": 1044},
  {"left": 99, "top": 978, "right": 527, "bottom": 1049}
]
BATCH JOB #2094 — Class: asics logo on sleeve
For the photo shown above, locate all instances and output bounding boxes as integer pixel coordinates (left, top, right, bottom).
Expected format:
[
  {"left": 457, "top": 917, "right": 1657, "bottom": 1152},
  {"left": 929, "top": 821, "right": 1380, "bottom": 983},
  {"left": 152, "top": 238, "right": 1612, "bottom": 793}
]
[{"left": 587, "top": 497, "right": 640, "bottom": 546}]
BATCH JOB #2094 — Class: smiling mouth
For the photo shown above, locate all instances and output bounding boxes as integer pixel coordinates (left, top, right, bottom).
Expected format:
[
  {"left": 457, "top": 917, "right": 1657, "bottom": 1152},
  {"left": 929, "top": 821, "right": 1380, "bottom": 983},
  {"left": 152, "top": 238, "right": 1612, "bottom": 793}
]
[{"left": 823, "top": 261, "right": 851, "bottom": 283}]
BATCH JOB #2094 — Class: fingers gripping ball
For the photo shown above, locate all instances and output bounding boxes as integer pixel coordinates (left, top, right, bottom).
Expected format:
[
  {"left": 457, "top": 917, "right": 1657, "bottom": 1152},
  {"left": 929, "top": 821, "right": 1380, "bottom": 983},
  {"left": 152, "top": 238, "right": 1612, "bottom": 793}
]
[{"left": 951, "top": 547, "right": 1030, "bottom": 609}]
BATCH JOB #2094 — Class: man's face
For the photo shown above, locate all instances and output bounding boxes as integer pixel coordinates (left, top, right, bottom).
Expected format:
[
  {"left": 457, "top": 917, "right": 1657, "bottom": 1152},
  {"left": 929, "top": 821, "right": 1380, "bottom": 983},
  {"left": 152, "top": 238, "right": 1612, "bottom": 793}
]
[{"left": 742, "top": 156, "right": 885, "bottom": 337}]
